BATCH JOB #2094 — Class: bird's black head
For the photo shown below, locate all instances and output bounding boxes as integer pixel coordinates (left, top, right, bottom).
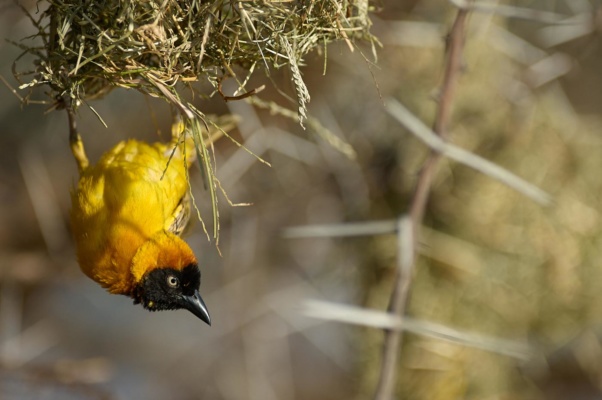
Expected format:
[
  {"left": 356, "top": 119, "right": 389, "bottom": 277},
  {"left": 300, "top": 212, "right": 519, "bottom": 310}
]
[{"left": 132, "top": 264, "right": 211, "bottom": 325}]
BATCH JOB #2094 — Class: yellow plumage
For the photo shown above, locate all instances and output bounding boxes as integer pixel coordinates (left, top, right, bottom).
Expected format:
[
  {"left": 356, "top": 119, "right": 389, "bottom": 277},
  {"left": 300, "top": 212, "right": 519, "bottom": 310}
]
[
  {"left": 70, "top": 139, "right": 195, "bottom": 295},
  {"left": 66, "top": 112, "right": 235, "bottom": 323}
]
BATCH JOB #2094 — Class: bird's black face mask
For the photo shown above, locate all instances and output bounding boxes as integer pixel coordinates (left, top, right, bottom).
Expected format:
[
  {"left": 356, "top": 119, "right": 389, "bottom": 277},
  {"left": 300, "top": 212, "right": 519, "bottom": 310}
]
[{"left": 133, "top": 264, "right": 211, "bottom": 325}]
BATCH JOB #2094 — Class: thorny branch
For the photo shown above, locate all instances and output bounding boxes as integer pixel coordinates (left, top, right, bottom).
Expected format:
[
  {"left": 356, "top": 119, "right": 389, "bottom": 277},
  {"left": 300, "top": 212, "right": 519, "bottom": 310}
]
[
  {"left": 373, "top": 8, "right": 470, "bottom": 400},
  {"left": 385, "top": 99, "right": 551, "bottom": 205}
]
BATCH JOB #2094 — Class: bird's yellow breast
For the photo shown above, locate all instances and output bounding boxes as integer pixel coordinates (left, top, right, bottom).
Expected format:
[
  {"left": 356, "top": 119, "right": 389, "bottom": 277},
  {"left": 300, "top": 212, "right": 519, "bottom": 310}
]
[{"left": 70, "top": 139, "right": 191, "bottom": 294}]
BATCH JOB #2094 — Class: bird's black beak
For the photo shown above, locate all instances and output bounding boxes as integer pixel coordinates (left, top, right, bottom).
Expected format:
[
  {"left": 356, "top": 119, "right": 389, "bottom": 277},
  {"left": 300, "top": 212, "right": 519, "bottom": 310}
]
[{"left": 182, "top": 290, "right": 211, "bottom": 325}]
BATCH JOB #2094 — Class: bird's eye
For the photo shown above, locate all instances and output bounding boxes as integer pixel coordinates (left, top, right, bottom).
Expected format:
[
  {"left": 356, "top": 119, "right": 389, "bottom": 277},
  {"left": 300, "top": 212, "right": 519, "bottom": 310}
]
[{"left": 166, "top": 275, "right": 179, "bottom": 288}]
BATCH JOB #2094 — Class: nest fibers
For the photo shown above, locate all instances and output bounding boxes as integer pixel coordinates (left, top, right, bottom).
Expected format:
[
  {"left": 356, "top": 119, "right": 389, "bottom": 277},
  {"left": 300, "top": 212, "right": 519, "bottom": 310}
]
[{"left": 15, "top": 0, "right": 376, "bottom": 122}]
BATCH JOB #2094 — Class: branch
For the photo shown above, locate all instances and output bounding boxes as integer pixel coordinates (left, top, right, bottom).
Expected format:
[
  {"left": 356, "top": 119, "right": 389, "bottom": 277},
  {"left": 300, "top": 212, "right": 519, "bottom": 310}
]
[
  {"left": 303, "top": 299, "right": 532, "bottom": 360},
  {"left": 282, "top": 220, "right": 397, "bottom": 238},
  {"left": 373, "top": 8, "right": 469, "bottom": 400},
  {"left": 449, "top": 0, "right": 568, "bottom": 23},
  {"left": 385, "top": 99, "right": 552, "bottom": 205}
]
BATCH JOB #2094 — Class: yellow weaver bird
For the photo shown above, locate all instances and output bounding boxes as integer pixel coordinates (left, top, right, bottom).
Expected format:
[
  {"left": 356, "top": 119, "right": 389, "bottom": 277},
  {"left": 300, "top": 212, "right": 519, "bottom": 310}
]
[{"left": 68, "top": 108, "right": 232, "bottom": 324}]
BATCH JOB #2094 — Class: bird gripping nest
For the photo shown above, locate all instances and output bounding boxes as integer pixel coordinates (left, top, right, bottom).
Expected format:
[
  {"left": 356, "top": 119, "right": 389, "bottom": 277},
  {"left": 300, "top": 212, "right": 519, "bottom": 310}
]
[{"left": 13, "top": 0, "right": 375, "bottom": 242}]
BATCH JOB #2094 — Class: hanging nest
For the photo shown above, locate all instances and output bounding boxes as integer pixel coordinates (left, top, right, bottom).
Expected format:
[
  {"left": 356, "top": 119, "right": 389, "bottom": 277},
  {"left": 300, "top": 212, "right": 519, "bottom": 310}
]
[{"left": 14, "top": 0, "right": 376, "bottom": 122}]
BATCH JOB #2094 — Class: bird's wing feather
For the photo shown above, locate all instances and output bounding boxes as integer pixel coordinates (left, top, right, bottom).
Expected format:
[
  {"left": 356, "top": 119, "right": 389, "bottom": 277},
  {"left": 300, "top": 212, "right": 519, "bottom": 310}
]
[{"left": 166, "top": 191, "right": 191, "bottom": 236}]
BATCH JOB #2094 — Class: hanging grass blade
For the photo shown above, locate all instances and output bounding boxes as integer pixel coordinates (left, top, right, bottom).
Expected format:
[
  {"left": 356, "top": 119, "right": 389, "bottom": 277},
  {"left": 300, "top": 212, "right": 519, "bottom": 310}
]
[{"left": 188, "top": 117, "right": 220, "bottom": 241}]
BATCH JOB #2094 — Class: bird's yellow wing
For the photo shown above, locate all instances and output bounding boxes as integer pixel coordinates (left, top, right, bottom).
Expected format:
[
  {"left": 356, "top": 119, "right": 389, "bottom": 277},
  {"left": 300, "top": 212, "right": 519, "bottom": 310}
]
[{"left": 165, "top": 191, "right": 191, "bottom": 236}]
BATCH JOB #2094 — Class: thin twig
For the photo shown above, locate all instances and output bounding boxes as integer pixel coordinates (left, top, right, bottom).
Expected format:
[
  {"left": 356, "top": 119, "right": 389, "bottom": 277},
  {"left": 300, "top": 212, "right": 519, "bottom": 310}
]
[
  {"left": 386, "top": 99, "right": 552, "bottom": 205},
  {"left": 283, "top": 220, "right": 397, "bottom": 238},
  {"left": 373, "top": 9, "right": 469, "bottom": 400},
  {"left": 374, "top": 217, "right": 414, "bottom": 400},
  {"left": 0, "top": 74, "right": 48, "bottom": 105},
  {"left": 449, "top": 0, "right": 568, "bottom": 23},
  {"left": 196, "top": 15, "right": 212, "bottom": 73},
  {"left": 218, "top": 80, "right": 266, "bottom": 102},
  {"left": 303, "top": 299, "right": 532, "bottom": 360}
]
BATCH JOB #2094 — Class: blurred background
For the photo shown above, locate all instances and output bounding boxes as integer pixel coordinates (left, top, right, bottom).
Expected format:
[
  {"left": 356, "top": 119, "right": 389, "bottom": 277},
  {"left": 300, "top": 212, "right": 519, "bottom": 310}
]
[{"left": 4, "top": 0, "right": 602, "bottom": 399}]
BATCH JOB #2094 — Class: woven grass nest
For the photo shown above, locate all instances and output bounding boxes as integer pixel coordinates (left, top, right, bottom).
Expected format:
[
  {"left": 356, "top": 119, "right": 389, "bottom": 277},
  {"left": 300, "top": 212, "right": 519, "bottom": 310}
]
[{"left": 15, "top": 0, "right": 376, "bottom": 122}]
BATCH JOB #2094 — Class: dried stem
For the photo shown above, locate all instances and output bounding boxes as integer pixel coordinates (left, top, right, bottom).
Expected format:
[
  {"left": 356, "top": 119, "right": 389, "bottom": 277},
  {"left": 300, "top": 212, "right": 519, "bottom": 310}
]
[
  {"left": 385, "top": 98, "right": 551, "bottom": 205},
  {"left": 373, "top": 8, "right": 470, "bottom": 400},
  {"left": 304, "top": 299, "right": 532, "bottom": 360}
]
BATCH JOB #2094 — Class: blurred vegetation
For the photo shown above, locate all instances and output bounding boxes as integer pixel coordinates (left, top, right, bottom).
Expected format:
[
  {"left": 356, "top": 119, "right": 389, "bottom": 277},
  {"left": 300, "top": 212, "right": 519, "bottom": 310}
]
[{"left": 3, "top": 0, "right": 602, "bottom": 399}]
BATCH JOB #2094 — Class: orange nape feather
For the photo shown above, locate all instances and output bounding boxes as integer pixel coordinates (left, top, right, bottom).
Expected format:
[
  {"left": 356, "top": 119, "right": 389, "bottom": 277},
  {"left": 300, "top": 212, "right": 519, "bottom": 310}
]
[{"left": 130, "top": 232, "right": 197, "bottom": 283}]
